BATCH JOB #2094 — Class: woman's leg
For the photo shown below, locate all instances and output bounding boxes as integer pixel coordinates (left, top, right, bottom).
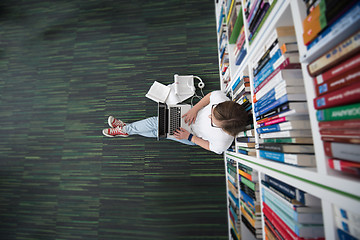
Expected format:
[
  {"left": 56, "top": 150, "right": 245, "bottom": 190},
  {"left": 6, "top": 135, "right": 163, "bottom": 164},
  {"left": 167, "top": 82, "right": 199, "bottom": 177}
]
[
  {"left": 123, "top": 117, "right": 158, "bottom": 138},
  {"left": 123, "top": 116, "right": 196, "bottom": 146}
]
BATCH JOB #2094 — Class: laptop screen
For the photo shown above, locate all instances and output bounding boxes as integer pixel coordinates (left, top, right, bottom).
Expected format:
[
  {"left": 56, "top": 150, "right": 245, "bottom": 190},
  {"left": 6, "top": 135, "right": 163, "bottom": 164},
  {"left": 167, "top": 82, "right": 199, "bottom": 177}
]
[{"left": 157, "top": 103, "right": 167, "bottom": 140}]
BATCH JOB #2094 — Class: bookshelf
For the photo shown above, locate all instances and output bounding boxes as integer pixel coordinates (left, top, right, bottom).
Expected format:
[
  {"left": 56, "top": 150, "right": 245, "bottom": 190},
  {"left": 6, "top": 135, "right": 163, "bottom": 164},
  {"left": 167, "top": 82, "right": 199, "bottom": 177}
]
[{"left": 215, "top": 0, "right": 360, "bottom": 239}]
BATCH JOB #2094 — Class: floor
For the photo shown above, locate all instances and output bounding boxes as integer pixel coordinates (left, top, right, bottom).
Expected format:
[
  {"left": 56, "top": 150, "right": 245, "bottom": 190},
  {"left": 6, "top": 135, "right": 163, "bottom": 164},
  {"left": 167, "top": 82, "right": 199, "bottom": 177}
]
[{"left": 0, "top": 0, "right": 228, "bottom": 239}]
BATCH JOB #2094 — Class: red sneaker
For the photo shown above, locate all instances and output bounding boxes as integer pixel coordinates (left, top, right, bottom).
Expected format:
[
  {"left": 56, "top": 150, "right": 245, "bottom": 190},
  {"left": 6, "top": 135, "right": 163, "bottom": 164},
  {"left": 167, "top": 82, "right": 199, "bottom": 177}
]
[
  {"left": 108, "top": 116, "right": 126, "bottom": 128},
  {"left": 102, "top": 126, "right": 129, "bottom": 137}
]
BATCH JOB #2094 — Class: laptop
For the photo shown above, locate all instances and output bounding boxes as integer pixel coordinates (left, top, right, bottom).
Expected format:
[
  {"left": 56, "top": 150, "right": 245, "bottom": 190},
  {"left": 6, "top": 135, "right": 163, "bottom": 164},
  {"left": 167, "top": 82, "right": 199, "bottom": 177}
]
[{"left": 157, "top": 103, "right": 193, "bottom": 140}]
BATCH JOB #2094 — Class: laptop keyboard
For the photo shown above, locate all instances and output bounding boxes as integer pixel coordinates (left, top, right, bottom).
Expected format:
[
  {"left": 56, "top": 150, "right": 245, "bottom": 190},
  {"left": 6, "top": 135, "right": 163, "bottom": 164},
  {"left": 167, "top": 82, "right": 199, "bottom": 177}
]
[{"left": 169, "top": 107, "right": 181, "bottom": 135}]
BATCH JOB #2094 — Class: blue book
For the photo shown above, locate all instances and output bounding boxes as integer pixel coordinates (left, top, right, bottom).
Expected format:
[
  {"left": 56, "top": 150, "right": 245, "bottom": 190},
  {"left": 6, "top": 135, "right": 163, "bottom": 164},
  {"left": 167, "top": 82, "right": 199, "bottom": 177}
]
[
  {"left": 235, "top": 47, "right": 247, "bottom": 66},
  {"left": 255, "top": 94, "right": 289, "bottom": 117},
  {"left": 248, "top": 0, "right": 262, "bottom": 26},
  {"left": 337, "top": 228, "right": 359, "bottom": 240},
  {"left": 262, "top": 194, "right": 324, "bottom": 238},
  {"left": 259, "top": 150, "right": 315, "bottom": 166},
  {"left": 229, "top": 205, "right": 239, "bottom": 223},
  {"left": 217, "top": 8, "right": 225, "bottom": 33},
  {"left": 253, "top": 49, "right": 282, "bottom": 87},
  {"left": 262, "top": 185, "right": 323, "bottom": 223},
  {"left": 249, "top": 3, "right": 270, "bottom": 39},
  {"left": 240, "top": 190, "right": 256, "bottom": 213},
  {"left": 232, "top": 77, "right": 241, "bottom": 91},
  {"left": 307, "top": 2, "right": 360, "bottom": 50},
  {"left": 229, "top": 191, "right": 239, "bottom": 208}
]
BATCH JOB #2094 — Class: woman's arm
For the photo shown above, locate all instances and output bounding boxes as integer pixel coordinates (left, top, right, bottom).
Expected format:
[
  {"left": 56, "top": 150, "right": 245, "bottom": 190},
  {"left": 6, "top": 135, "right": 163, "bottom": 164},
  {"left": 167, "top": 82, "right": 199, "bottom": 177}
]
[
  {"left": 182, "top": 92, "right": 211, "bottom": 125},
  {"left": 173, "top": 128, "right": 210, "bottom": 151}
]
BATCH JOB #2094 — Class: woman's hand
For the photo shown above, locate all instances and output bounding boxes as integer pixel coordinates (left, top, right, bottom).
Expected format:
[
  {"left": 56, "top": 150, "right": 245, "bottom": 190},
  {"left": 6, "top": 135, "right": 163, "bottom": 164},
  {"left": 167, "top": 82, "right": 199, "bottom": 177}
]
[
  {"left": 182, "top": 108, "right": 198, "bottom": 125},
  {"left": 173, "top": 128, "right": 190, "bottom": 140}
]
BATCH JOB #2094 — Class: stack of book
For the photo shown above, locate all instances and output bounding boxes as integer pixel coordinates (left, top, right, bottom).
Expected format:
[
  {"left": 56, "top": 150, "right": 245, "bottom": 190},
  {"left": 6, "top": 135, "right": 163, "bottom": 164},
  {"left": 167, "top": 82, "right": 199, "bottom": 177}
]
[
  {"left": 302, "top": 0, "right": 360, "bottom": 51},
  {"left": 252, "top": 26, "right": 315, "bottom": 167},
  {"left": 243, "top": 0, "right": 277, "bottom": 44},
  {"left": 333, "top": 204, "right": 360, "bottom": 239},
  {"left": 226, "top": 158, "right": 241, "bottom": 240},
  {"left": 262, "top": 175, "right": 324, "bottom": 240},
  {"left": 232, "top": 75, "right": 255, "bottom": 156},
  {"left": 217, "top": 5, "right": 231, "bottom": 88},
  {"left": 308, "top": 31, "right": 360, "bottom": 177},
  {"left": 238, "top": 163, "right": 262, "bottom": 239}
]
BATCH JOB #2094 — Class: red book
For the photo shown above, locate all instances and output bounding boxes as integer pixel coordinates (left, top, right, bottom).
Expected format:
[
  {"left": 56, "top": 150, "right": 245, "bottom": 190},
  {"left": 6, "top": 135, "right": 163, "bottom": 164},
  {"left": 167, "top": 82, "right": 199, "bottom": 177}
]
[
  {"left": 313, "top": 81, "right": 360, "bottom": 110},
  {"left": 323, "top": 141, "right": 360, "bottom": 162},
  {"left": 328, "top": 158, "right": 360, "bottom": 176},
  {"left": 314, "top": 52, "right": 360, "bottom": 85},
  {"left": 263, "top": 204, "right": 291, "bottom": 239},
  {"left": 315, "top": 67, "right": 360, "bottom": 96},
  {"left": 321, "top": 136, "right": 360, "bottom": 144},
  {"left": 318, "top": 119, "right": 360, "bottom": 129},
  {"left": 254, "top": 57, "right": 301, "bottom": 93},
  {"left": 264, "top": 217, "right": 285, "bottom": 240},
  {"left": 320, "top": 129, "right": 360, "bottom": 138},
  {"left": 263, "top": 203, "right": 324, "bottom": 240}
]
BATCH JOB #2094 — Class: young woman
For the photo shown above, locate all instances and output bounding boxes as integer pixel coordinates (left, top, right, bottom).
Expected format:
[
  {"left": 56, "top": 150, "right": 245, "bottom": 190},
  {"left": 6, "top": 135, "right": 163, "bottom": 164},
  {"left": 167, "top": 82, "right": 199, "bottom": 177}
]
[{"left": 102, "top": 91, "right": 248, "bottom": 154}]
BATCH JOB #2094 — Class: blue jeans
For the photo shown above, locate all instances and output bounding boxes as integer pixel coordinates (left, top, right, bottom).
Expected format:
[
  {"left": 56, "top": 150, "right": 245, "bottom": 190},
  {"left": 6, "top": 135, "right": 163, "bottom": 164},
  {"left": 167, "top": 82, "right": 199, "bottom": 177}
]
[{"left": 123, "top": 117, "right": 196, "bottom": 146}]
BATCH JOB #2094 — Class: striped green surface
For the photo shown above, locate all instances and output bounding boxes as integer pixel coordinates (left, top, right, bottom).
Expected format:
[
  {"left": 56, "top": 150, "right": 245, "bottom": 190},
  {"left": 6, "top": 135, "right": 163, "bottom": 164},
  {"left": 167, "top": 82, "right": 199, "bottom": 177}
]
[{"left": 0, "top": 0, "right": 228, "bottom": 239}]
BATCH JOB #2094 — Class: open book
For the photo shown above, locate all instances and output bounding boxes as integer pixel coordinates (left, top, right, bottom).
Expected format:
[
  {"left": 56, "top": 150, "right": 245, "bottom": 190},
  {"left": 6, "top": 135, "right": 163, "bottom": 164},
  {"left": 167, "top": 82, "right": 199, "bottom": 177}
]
[{"left": 145, "top": 81, "right": 171, "bottom": 103}]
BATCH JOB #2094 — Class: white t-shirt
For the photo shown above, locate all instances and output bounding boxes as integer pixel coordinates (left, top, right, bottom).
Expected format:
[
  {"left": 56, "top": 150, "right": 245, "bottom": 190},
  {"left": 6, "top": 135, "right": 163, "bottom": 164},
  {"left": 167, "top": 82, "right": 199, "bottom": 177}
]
[{"left": 191, "top": 91, "right": 234, "bottom": 154}]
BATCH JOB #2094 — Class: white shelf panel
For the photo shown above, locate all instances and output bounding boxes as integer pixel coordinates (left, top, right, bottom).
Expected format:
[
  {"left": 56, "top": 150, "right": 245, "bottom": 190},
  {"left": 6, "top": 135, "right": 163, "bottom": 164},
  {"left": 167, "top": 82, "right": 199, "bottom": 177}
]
[{"left": 226, "top": 151, "right": 360, "bottom": 199}]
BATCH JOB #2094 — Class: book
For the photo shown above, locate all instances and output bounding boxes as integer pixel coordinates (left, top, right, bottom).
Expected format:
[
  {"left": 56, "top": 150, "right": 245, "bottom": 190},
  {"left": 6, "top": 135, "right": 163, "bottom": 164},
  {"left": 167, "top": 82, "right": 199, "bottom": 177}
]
[
  {"left": 235, "top": 46, "right": 247, "bottom": 65},
  {"left": 256, "top": 101, "right": 308, "bottom": 122},
  {"left": 262, "top": 199, "right": 324, "bottom": 238},
  {"left": 255, "top": 93, "right": 306, "bottom": 113},
  {"left": 236, "top": 137, "right": 255, "bottom": 142},
  {"left": 320, "top": 129, "right": 360, "bottom": 138},
  {"left": 321, "top": 136, "right": 360, "bottom": 144},
  {"left": 316, "top": 102, "right": 360, "bottom": 121},
  {"left": 263, "top": 203, "right": 325, "bottom": 239},
  {"left": 255, "top": 96, "right": 306, "bottom": 118},
  {"left": 258, "top": 137, "right": 314, "bottom": 144},
  {"left": 257, "top": 120, "right": 311, "bottom": 134},
  {"left": 145, "top": 81, "right": 171, "bottom": 103},
  {"left": 252, "top": 26, "right": 297, "bottom": 72},
  {"left": 254, "top": 69, "right": 303, "bottom": 103},
  {"left": 259, "top": 150, "right": 316, "bottom": 167},
  {"left": 314, "top": 52, "right": 360, "bottom": 85},
  {"left": 318, "top": 119, "right": 360, "bottom": 129},
  {"left": 241, "top": 202, "right": 262, "bottom": 229},
  {"left": 329, "top": 158, "right": 360, "bottom": 176},
  {"left": 241, "top": 175, "right": 259, "bottom": 192},
  {"left": 237, "top": 142, "right": 256, "bottom": 148},
  {"left": 262, "top": 184, "right": 323, "bottom": 223},
  {"left": 258, "top": 115, "right": 309, "bottom": 128},
  {"left": 315, "top": 67, "right": 360, "bottom": 96},
  {"left": 306, "top": 1, "right": 360, "bottom": 51},
  {"left": 258, "top": 143, "right": 314, "bottom": 153},
  {"left": 238, "top": 148, "right": 256, "bottom": 156},
  {"left": 264, "top": 216, "right": 289, "bottom": 240},
  {"left": 255, "top": 81, "right": 306, "bottom": 110},
  {"left": 254, "top": 49, "right": 300, "bottom": 88},
  {"left": 264, "top": 175, "right": 321, "bottom": 207},
  {"left": 238, "top": 165, "right": 258, "bottom": 182},
  {"left": 255, "top": 57, "right": 302, "bottom": 93},
  {"left": 313, "top": 81, "right": 360, "bottom": 110},
  {"left": 229, "top": 6, "right": 244, "bottom": 44},
  {"left": 323, "top": 142, "right": 360, "bottom": 162},
  {"left": 302, "top": 1, "right": 355, "bottom": 45},
  {"left": 237, "top": 129, "right": 255, "bottom": 137},
  {"left": 248, "top": 3, "right": 270, "bottom": 40},
  {"left": 260, "top": 130, "right": 313, "bottom": 139},
  {"left": 307, "top": 30, "right": 360, "bottom": 77},
  {"left": 337, "top": 228, "right": 359, "bottom": 240},
  {"left": 333, "top": 205, "right": 360, "bottom": 227}
]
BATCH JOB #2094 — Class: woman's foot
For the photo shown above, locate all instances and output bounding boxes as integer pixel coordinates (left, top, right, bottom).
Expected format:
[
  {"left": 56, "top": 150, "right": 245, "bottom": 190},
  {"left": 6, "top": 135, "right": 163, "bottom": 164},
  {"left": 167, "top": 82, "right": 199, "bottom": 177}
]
[
  {"left": 102, "top": 126, "right": 129, "bottom": 137},
  {"left": 108, "top": 116, "right": 126, "bottom": 128}
]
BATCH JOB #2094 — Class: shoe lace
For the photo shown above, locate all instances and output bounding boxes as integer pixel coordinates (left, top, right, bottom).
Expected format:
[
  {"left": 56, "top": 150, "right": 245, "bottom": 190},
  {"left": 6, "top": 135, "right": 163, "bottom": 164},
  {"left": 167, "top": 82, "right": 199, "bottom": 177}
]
[{"left": 109, "top": 127, "right": 122, "bottom": 135}]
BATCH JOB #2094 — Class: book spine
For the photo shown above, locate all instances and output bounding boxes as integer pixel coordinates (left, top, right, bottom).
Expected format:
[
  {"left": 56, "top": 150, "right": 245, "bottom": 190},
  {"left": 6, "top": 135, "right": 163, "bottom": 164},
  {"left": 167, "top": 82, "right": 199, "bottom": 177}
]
[
  {"left": 315, "top": 53, "right": 360, "bottom": 85},
  {"left": 229, "top": 9, "right": 244, "bottom": 44},
  {"left": 328, "top": 158, "right": 360, "bottom": 175},
  {"left": 255, "top": 58, "right": 301, "bottom": 93},
  {"left": 235, "top": 47, "right": 247, "bottom": 65},
  {"left": 313, "top": 81, "right": 360, "bottom": 109},
  {"left": 241, "top": 175, "right": 257, "bottom": 192},
  {"left": 254, "top": 49, "right": 282, "bottom": 87},
  {"left": 307, "top": 30, "right": 360, "bottom": 77},
  {"left": 240, "top": 190, "right": 256, "bottom": 213},
  {"left": 323, "top": 142, "right": 360, "bottom": 162},
  {"left": 316, "top": 67, "right": 360, "bottom": 96},
  {"left": 263, "top": 212, "right": 291, "bottom": 240},
  {"left": 316, "top": 102, "right": 360, "bottom": 121},
  {"left": 249, "top": 3, "right": 270, "bottom": 38},
  {"left": 318, "top": 119, "right": 360, "bottom": 129},
  {"left": 256, "top": 94, "right": 289, "bottom": 117}
]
